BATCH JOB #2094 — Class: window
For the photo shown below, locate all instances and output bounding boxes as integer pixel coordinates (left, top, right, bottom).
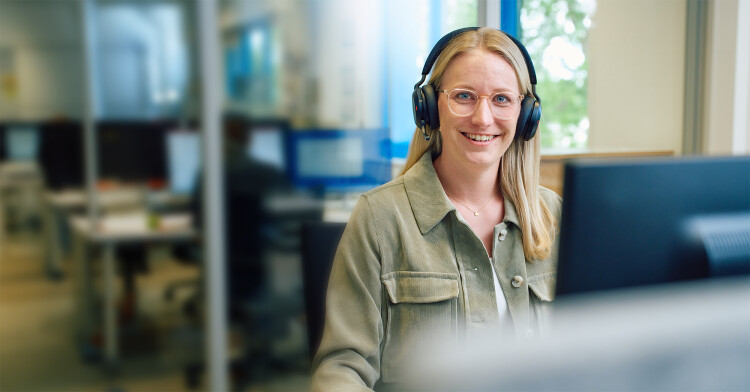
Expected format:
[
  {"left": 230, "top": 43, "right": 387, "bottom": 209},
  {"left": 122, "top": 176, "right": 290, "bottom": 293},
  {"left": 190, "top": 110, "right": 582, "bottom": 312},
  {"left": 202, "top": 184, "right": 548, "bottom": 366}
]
[
  {"left": 520, "top": 0, "right": 596, "bottom": 150},
  {"left": 96, "top": 3, "right": 189, "bottom": 118},
  {"left": 224, "top": 20, "right": 280, "bottom": 115}
]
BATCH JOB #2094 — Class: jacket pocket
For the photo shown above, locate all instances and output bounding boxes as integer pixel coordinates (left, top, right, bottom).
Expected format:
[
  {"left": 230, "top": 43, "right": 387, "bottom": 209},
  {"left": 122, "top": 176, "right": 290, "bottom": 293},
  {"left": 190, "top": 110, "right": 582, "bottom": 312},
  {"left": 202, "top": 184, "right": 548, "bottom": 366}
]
[
  {"left": 527, "top": 272, "right": 555, "bottom": 338},
  {"left": 380, "top": 271, "right": 459, "bottom": 382}
]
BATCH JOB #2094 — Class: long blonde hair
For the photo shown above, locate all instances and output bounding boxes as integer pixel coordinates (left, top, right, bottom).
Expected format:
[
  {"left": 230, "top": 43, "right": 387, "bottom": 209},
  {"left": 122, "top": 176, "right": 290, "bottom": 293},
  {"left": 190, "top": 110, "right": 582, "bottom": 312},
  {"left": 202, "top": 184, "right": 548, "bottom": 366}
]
[{"left": 399, "top": 27, "right": 557, "bottom": 261}]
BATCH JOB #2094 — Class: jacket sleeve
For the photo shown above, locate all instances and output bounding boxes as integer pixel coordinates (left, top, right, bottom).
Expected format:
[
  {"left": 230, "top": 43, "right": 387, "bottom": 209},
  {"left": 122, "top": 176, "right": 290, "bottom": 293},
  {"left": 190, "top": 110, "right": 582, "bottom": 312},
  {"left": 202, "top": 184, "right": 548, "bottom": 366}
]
[{"left": 311, "top": 195, "right": 384, "bottom": 392}]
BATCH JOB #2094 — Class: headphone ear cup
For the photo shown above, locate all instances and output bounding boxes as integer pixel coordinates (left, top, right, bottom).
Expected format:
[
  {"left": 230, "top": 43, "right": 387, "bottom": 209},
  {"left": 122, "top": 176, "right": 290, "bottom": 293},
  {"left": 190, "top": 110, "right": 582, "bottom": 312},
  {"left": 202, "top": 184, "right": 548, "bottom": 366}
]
[
  {"left": 516, "top": 95, "right": 541, "bottom": 141},
  {"left": 412, "top": 88, "right": 426, "bottom": 127},
  {"left": 422, "top": 84, "right": 440, "bottom": 129},
  {"left": 525, "top": 101, "right": 541, "bottom": 141}
]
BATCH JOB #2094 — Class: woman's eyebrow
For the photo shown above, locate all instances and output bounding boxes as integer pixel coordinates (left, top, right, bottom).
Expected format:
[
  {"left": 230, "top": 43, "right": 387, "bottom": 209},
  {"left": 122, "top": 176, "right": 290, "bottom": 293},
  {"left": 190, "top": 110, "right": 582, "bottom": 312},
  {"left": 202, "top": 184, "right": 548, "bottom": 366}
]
[
  {"left": 443, "top": 80, "right": 519, "bottom": 92},
  {"left": 443, "top": 85, "right": 521, "bottom": 94}
]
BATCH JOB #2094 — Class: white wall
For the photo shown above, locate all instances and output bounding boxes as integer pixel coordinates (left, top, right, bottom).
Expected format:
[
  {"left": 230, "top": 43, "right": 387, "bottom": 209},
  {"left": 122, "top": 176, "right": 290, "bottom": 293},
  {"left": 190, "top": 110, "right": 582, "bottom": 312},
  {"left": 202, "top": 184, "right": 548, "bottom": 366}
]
[
  {"left": 0, "top": 1, "right": 84, "bottom": 120},
  {"left": 703, "top": 0, "right": 750, "bottom": 155},
  {"left": 314, "top": 0, "right": 385, "bottom": 129},
  {"left": 586, "top": 0, "right": 687, "bottom": 154}
]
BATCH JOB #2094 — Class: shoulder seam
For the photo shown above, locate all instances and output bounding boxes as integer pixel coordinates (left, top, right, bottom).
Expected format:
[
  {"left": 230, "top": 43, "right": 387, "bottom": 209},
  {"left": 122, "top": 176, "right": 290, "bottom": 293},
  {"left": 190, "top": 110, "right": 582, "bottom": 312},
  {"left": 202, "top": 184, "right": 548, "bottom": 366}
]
[
  {"left": 360, "top": 193, "right": 383, "bottom": 262},
  {"left": 364, "top": 178, "right": 405, "bottom": 197}
]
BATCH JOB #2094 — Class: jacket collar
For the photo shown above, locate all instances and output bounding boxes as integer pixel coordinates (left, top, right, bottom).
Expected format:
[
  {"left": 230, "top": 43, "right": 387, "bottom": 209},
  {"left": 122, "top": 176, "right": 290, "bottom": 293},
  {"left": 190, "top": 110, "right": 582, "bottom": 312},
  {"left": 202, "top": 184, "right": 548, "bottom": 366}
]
[
  {"left": 404, "top": 152, "right": 521, "bottom": 234},
  {"left": 404, "top": 152, "right": 454, "bottom": 235},
  {"left": 502, "top": 192, "right": 521, "bottom": 228}
]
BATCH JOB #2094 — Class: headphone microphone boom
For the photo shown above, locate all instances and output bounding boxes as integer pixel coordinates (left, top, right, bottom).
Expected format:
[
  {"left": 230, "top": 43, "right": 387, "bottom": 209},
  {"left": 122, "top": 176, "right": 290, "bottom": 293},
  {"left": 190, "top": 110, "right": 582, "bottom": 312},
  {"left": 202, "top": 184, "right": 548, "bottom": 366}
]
[{"left": 411, "top": 27, "right": 542, "bottom": 142}]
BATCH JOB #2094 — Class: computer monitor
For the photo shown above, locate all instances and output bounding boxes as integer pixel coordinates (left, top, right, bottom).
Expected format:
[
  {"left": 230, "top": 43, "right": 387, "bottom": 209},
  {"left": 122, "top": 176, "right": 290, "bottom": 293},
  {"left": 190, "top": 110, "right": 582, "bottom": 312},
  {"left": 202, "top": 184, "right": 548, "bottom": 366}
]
[
  {"left": 166, "top": 130, "right": 201, "bottom": 195},
  {"left": 97, "top": 120, "right": 172, "bottom": 183},
  {"left": 555, "top": 155, "right": 750, "bottom": 297},
  {"left": 286, "top": 128, "right": 392, "bottom": 191},
  {"left": 247, "top": 124, "right": 287, "bottom": 171},
  {"left": 4, "top": 124, "right": 40, "bottom": 161},
  {"left": 38, "top": 121, "right": 85, "bottom": 190}
]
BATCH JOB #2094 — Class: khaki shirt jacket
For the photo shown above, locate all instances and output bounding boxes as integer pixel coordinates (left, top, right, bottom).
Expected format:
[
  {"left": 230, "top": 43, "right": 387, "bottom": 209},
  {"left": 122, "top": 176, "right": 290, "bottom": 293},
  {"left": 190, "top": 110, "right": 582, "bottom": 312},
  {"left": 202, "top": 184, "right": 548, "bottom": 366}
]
[{"left": 312, "top": 152, "right": 562, "bottom": 391}]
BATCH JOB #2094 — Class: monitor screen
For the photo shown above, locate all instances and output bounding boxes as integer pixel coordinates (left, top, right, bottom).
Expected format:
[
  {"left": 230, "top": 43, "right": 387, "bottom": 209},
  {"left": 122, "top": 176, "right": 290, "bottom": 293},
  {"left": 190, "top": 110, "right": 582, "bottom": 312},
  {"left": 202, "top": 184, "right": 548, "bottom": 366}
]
[
  {"left": 247, "top": 125, "right": 286, "bottom": 171},
  {"left": 4, "top": 125, "right": 39, "bottom": 161},
  {"left": 555, "top": 155, "right": 750, "bottom": 297},
  {"left": 287, "top": 129, "right": 391, "bottom": 191},
  {"left": 166, "top": 130, "right": 201, "bottom": 195}
]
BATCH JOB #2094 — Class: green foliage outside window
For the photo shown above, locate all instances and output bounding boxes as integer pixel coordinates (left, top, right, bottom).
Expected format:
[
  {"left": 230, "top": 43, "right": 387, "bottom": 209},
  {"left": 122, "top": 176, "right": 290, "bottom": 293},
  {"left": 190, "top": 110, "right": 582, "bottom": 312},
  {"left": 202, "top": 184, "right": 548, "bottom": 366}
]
[{"left": 521, "top": 0, "right": 595, "bottom": 149}]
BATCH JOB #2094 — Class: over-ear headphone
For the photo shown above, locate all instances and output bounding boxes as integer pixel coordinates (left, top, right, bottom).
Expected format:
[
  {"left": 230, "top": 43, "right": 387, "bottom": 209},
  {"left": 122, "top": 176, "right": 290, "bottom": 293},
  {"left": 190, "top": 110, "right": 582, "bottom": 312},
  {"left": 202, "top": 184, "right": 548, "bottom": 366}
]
[{"left": 412, "top": 27, "right": 541, "bottom": 142}]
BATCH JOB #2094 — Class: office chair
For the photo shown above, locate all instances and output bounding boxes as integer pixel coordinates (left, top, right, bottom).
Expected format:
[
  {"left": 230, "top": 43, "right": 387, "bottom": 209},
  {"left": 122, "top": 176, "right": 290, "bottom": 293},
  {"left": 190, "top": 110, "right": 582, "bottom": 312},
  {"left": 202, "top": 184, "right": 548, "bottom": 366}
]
[{"left": 301, "top": 221, "right": 347, "bottom": 360}]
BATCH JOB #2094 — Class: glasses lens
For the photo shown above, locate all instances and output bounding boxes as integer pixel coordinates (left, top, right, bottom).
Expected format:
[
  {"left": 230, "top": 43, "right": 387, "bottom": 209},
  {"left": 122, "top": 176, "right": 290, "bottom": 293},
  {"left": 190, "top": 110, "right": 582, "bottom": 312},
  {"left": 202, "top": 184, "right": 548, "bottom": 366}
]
[
  {"left": 447, "top": 89, "right": 478, "bottom": 116},
  {"left": 490, "top": 93, "right": 521, "bottom": 120}
]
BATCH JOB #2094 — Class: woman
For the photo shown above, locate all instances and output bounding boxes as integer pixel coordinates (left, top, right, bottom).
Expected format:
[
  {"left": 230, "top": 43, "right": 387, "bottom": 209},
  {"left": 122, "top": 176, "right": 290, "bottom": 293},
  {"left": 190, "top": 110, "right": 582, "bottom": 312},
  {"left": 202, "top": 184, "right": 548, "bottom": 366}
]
[{"left": 312, "top": 27, "right": 561, "bottom": 391}]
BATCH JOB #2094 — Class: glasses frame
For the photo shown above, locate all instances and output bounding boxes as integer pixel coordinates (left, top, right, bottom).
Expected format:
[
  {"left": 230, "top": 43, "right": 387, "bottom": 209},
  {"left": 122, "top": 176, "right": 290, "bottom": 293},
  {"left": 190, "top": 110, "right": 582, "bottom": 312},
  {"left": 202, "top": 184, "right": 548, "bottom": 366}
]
[{"left": 439, "top": 88, "right": 525, "bottom": 120}]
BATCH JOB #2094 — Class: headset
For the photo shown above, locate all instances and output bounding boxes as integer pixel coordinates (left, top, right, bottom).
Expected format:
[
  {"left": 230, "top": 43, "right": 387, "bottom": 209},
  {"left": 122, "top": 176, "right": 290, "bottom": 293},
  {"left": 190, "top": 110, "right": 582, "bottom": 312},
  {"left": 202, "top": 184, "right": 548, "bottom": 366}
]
[{"left": 412, "top": 27, "right": 541, "bottom": 142}]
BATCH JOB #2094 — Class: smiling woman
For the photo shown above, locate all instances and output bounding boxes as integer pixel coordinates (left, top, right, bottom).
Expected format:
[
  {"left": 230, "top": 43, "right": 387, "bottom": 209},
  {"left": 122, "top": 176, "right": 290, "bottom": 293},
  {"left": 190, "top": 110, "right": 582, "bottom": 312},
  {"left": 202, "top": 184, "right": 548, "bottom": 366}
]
[{"left": 311, "top": 27, "right": 561, "bottom": 391}]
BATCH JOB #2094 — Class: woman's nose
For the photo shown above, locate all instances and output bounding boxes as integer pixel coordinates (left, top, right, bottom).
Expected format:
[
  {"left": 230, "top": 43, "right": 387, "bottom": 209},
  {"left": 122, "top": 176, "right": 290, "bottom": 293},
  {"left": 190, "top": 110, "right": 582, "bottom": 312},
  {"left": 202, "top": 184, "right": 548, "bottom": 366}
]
[{"left": 471, "top": 97, "right": 494, "bottom": 126}]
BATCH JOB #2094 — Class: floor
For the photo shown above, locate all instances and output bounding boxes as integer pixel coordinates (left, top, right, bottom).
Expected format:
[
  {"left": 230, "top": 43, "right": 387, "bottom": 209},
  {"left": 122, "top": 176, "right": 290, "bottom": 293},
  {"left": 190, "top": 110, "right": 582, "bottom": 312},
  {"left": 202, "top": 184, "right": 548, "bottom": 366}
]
[{"left": 0, "top": 231, "right": 311, "bottom": 392}]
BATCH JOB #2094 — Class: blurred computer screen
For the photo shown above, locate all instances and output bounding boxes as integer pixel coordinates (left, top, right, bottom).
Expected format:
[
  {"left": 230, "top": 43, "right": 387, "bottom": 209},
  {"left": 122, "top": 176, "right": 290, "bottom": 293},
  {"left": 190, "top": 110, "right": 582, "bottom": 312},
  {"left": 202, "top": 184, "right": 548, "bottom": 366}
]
[
  {"left": 166, "top": 129, "right": 201, "bottom": 195},
  {"left": 4, "top": 125, "right": 39, "bottom": 161},
  {"left": 286, "top": 128, "right": 391, "bottom": 192},
  {"left": 247, "top": 123, "right": 287, "bottom": 172},
  {"left": 556, "top": 155, "right": 750, "bottom": 297}
]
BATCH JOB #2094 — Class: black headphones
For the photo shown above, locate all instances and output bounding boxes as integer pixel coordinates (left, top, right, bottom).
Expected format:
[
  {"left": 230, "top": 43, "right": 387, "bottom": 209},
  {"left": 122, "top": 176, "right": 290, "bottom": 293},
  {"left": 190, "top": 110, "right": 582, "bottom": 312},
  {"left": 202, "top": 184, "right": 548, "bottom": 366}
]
[{"left": 412, "top": 27, "right": 541, "bottom": 142}]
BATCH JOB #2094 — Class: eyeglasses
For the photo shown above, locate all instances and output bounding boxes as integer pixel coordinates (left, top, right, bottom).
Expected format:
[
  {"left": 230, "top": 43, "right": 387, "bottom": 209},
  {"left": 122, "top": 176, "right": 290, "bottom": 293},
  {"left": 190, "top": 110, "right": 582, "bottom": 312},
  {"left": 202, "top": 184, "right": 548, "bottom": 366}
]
[{"left": 439, "top": 88, "right": 524, "bottom": 120}]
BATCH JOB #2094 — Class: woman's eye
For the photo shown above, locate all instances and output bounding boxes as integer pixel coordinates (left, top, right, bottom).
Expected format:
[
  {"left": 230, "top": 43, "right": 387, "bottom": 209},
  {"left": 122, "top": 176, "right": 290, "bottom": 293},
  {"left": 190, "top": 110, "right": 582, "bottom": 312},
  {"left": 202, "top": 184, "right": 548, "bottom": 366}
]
[
  {"left": 456, "top": 92, "right": 472, "bottom": 100},
  {"left": 493, "top": 94, "right": 510, "bottom": 104}
]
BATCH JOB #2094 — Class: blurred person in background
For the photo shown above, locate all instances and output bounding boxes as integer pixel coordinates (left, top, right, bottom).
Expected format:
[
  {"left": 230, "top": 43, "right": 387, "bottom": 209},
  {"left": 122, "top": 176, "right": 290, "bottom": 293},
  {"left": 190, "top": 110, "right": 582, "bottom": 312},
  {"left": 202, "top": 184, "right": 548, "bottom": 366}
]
[
  {"left": 180, "top": 113, "right": 293, "bottom": 385},
  {"left": 311, "top": 27, "right": 561, "bottom": 391}
]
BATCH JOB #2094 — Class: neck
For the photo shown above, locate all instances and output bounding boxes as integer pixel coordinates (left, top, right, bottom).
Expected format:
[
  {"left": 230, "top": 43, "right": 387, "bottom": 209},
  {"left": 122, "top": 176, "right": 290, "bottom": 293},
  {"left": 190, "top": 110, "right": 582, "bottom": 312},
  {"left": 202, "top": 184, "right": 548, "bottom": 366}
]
[{"left": 433, "top": 155, "right": 501, "bottom": 204}]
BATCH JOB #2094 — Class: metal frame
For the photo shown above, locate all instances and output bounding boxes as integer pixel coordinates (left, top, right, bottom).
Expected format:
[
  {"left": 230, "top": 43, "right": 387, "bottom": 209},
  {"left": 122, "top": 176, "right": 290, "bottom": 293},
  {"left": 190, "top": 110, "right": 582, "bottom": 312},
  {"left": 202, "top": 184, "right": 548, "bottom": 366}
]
[{"left": 683, "top": 0, "right": 708, "bottom": 155}]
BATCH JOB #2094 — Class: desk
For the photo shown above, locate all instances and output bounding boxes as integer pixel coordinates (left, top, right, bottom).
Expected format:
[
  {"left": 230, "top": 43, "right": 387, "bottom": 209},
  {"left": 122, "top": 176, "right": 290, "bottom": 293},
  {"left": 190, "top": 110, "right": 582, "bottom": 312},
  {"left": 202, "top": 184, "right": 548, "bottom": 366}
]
[
  {"left": 43, "top": 189, "right": 191, "bottom": 278},
  {"left": 0, "top": 162, "right": 44, "bottom": 248},
  {"left": 70, "top": 213, "right": 196, "bottom": 369}
]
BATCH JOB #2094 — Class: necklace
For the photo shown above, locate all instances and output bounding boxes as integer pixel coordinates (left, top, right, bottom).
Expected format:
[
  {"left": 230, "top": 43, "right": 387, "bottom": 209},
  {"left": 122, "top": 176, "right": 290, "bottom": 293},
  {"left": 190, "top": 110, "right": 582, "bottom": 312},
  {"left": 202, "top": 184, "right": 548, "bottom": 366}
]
[{"left": 446, "top": 192, "right": 493, "bottom": 216}]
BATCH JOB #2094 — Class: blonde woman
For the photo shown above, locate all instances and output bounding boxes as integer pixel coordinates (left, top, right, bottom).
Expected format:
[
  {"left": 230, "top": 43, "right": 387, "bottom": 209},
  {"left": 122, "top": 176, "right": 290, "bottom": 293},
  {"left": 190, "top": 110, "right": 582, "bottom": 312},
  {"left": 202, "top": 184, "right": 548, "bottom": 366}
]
[{"left": 312, "top": 27, "right": 561, "bottom": 391}]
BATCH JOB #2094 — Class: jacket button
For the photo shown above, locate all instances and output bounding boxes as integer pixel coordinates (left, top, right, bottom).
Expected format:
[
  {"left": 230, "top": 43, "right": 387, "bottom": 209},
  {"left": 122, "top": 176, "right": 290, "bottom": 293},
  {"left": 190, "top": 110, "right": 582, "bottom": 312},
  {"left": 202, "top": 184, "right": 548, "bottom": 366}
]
[
  {"left": 498, "top": 229, "right": 508, "bottom": 241},
  {"left": 512, "top": 275, "right": 523, "bottom": 288}
]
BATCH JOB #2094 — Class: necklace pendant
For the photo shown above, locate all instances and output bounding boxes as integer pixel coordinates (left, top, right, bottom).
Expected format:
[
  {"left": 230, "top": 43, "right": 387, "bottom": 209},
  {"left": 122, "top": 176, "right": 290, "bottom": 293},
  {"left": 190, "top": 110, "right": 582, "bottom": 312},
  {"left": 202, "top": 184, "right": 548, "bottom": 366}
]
[{"left": 474, "top": 211, "right": 479, "bottom": 216}]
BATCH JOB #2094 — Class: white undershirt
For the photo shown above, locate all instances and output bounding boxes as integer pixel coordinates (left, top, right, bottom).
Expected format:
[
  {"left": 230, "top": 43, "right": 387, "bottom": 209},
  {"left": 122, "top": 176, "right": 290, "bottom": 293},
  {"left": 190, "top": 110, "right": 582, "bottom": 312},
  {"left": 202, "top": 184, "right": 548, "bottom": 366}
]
[{"left": 489, "top": 257, "right": 511, "bottom": 323}]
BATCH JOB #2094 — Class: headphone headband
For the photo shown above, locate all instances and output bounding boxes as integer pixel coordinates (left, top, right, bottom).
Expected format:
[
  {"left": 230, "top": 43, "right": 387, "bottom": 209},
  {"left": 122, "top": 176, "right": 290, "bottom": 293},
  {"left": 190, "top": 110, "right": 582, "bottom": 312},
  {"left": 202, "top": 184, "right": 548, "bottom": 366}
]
[{"left": 418, "top": 27, "right": 537, "bottom": 86}]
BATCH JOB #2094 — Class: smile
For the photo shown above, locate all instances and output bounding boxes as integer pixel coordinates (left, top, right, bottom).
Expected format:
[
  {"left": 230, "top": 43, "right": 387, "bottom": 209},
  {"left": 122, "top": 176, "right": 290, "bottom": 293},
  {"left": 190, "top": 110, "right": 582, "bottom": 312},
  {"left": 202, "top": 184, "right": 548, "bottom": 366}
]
[{"left": 461, "top": 132, "right": 498, "bottom": 142}]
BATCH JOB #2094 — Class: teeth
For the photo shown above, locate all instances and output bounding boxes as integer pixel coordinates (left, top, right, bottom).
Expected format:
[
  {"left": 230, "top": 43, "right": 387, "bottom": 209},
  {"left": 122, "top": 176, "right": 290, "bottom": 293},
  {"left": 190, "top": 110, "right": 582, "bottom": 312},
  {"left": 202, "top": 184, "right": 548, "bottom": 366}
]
[{"left": 465, "top": 133, "right": 496, "bottom": 142}]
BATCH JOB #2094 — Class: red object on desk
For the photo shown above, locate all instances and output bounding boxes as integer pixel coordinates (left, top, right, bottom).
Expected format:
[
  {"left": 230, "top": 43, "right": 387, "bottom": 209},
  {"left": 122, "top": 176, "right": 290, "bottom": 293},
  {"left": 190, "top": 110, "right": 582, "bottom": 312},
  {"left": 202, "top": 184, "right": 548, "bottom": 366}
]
[{"left": 147, "top": 178, "right": 167, "bottom": 190}]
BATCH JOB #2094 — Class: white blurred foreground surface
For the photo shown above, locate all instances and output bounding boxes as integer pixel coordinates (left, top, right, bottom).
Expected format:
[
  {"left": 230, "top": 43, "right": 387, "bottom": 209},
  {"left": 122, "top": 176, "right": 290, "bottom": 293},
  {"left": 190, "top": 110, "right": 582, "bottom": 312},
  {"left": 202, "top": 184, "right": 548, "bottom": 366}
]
[{"left": 400, "top": 276, "right": 750, "bottom": 392}]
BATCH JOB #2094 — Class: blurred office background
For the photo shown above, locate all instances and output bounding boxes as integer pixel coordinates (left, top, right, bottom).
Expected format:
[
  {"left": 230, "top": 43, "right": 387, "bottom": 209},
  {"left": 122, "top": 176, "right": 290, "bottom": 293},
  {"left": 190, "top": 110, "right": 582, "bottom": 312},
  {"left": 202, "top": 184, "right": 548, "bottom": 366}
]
[{"left": 0, "top": 0, "right": 748, "bottom": 391}]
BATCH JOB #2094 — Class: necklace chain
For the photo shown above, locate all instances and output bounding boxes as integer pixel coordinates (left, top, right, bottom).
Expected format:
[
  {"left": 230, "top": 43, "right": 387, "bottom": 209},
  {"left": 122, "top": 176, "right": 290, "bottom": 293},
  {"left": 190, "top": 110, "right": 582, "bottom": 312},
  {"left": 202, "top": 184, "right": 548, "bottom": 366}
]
[{"left": 446, "top": 192, "right": 493, "bottom": 216}]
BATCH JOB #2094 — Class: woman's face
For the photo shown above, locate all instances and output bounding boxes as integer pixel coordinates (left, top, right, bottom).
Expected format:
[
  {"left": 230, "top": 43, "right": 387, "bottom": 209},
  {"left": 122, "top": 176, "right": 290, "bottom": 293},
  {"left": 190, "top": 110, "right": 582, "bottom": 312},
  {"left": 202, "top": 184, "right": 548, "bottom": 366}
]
[{"left": 437, "top": 49, "right": 520, "bottom": 171}]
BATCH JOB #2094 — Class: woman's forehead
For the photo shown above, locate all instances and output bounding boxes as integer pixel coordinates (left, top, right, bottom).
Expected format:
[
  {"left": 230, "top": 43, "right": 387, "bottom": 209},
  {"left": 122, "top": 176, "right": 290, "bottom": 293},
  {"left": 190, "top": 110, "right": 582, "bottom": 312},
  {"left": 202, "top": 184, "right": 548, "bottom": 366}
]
[{"left": 441, "top": 49, "right": 519, "bottom": 92}]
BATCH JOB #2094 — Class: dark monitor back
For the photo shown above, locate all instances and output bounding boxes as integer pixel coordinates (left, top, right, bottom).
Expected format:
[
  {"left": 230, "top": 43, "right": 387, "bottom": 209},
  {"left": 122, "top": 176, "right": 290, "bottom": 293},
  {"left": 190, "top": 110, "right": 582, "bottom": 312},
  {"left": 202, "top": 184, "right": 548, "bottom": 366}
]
[
  {"left": 38, "top": 121, "right": 85, "bottom": 190},
  {"left": 556, "top": 155, "right": 750, "bottom": 297},
  {"left": 97, "top": 120, "right": 174, "bottom": 183}
]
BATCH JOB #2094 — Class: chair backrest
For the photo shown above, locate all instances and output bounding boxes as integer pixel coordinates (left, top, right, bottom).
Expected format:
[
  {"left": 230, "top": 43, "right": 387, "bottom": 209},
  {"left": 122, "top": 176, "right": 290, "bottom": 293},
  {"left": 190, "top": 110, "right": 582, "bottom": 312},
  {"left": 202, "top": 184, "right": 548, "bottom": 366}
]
[{"left": 301, "top": 220, "right": 347, "bottom": 360}]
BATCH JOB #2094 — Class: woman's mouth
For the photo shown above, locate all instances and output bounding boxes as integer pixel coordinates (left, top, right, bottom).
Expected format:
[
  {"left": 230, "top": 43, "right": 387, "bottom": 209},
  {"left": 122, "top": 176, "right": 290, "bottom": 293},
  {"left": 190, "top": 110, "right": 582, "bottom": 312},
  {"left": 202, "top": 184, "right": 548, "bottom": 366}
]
[{"left": 461, "top": 132, "right": 498, "bottom": 142}]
